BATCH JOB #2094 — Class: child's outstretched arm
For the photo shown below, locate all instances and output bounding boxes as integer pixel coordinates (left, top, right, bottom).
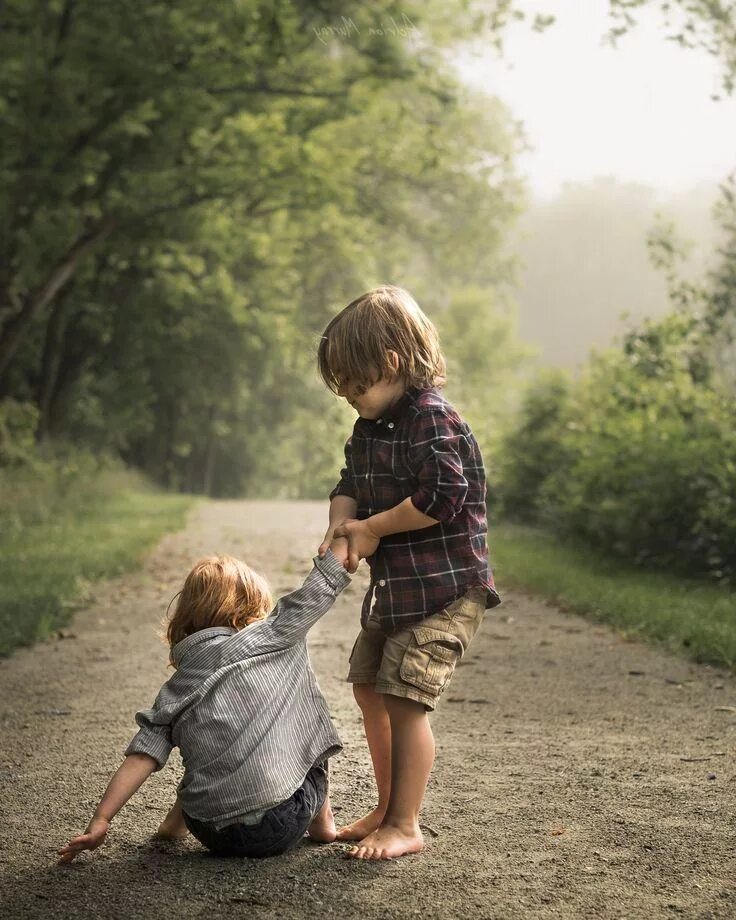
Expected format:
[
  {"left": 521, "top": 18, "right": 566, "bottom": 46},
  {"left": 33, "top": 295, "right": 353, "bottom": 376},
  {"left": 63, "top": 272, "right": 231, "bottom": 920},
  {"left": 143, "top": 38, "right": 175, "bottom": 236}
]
[
  {"left": 225, "top": 549, "right": 351, "bottom": 658},
  {"left": 257, "top": 549, "right": 350, "bottom": 646},
  {"left": 57, "top": 753, "right": 158, "bottom": 864}
]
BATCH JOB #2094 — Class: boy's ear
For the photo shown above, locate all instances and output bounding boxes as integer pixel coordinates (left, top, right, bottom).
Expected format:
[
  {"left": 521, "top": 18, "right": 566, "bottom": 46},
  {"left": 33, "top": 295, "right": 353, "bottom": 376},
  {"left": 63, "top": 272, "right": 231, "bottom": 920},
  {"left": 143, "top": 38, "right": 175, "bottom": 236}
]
[{"left": 387, "top": 350, "right": 400, "bottom": 375}]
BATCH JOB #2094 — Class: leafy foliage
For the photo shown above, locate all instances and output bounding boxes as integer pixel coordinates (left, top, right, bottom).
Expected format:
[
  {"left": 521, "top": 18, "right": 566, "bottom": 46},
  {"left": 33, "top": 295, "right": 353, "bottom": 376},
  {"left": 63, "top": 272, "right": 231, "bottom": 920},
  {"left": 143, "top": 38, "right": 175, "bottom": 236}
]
[
  {"left": 501, "top": 298, "right": 736, "bottom": 581},
  {"left": 501, "top": 0, "right": 736, "bottom": 584},
  {"left": 0, "top": 451, "right": 193, "bottom": 655},
  {"left": 607, "top": 0, "right": 736, "bottom": 96},
  {"left": 496, "top": 370, "right": 571, "bottom": 522},
  {"left": 544, "top": 313, "right": 735, "bottom": 577},
  {"left": 0, "top": 0, "right": 528, "bottom": 496}
]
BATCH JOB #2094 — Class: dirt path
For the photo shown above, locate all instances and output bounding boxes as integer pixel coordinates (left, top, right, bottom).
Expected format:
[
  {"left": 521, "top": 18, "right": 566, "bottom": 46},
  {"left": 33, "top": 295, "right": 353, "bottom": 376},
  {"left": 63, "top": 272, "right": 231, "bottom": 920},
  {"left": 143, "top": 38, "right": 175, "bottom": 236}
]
[{"left": 0, "top": 501, "right": 734, "bottom": 919}]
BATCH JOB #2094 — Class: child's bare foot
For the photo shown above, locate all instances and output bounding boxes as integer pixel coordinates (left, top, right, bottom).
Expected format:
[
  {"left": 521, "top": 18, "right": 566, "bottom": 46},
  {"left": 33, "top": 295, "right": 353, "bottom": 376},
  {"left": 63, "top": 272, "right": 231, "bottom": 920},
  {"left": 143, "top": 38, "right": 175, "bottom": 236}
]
[
  {"left": 307, "top": 798, "right": 336, "bottom": 843},
  {"left": 348, "top": 822, "right": 424, "bottom": 860},
  {"left": 153, "top": 818, "right": 189, "bottom": 840},
  {"left": 153, "top": 800, "right": 189, "bottom": 840},
  {"left": 335, "top": 806, "right": 386, "bottom": 841},
  {"left": 153, "top": 824, "right": 189, "bottom": 840}
]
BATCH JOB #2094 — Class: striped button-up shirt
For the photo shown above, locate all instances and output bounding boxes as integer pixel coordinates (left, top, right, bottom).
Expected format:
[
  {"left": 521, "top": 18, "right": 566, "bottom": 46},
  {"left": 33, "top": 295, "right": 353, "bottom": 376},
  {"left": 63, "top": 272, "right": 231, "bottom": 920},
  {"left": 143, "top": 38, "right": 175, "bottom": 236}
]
[
  {"left": 124, "top": 551, "right": 349, "bottom": 826},
  {"left": 330, "top": 386, "right": 501, "bottom": 632}
]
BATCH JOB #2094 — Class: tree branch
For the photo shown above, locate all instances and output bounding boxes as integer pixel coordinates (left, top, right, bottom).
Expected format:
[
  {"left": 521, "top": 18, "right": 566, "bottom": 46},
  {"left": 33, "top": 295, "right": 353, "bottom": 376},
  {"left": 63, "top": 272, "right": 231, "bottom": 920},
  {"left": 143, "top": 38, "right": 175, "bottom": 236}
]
[
  {"left": 0, "top": 217, "right": 117, "bottom": 382},
  {"left": 49, "top": 0, "right": 76, "bottom": 70},
  {"left": 206, "top": 80, "right": 344, "bottom": 98}
]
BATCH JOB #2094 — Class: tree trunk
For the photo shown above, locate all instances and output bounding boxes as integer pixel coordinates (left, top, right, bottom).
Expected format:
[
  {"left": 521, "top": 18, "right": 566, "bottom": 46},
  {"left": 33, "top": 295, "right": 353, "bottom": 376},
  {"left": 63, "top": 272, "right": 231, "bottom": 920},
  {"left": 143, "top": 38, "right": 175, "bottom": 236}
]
[
  {"left": 36, "top": 286, "right": 75, "bottom": 442},
  {"left": 45, "top": 332, "right": 89, "bottom": 439},
  {"left": 202, "top": 411, "right": 218, "bottom": 497},
  {"left": 0, "top": 217, "right": 115, "bottom": 383}
]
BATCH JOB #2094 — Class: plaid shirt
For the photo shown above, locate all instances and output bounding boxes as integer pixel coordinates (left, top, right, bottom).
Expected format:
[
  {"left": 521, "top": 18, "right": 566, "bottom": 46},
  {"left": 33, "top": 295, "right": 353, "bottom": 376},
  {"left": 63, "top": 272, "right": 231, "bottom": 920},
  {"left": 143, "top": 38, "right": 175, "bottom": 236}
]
[{"left": 329, "top": 386, "right": 501, "bottom": 632}]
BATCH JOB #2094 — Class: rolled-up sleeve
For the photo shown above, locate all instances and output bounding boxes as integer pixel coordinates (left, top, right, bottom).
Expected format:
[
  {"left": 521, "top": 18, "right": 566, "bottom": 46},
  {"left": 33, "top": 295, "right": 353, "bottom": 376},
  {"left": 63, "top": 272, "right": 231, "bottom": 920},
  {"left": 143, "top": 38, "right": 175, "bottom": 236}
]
[
  {"left": 328, "top": 436, "right": 356, "bottom": 501},
  {"left": 407, "top": 410, "right": 470, "bottom": 524},
  {"left": 124, "top": 709, "right": 174, "bottom": 770}
]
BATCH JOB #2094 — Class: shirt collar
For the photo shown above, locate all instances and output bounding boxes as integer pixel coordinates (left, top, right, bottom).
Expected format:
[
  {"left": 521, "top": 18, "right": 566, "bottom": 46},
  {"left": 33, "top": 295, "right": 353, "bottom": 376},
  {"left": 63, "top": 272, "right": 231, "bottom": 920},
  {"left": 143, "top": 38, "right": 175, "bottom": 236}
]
[
  {"left": 171, "top": 626, "right": 235, "bottom": 667},
  {"left": 376, "top": 385, "right": 424, "bottom": 425}
]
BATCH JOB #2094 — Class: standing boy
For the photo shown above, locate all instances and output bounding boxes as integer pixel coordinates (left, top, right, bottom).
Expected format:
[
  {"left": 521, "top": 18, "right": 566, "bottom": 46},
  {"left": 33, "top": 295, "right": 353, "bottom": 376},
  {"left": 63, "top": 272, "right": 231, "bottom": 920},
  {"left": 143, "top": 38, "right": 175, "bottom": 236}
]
[{"left": 317, "top": 285, "right": 500, "bottom": 860}]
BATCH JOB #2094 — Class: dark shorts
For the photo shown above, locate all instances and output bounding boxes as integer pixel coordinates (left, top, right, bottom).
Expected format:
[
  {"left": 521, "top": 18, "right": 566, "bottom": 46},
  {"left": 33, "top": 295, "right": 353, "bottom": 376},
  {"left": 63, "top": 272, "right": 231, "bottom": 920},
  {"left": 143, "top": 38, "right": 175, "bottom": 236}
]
[{"left": 182, "top": 763, "right": 328, "bottom": 859}]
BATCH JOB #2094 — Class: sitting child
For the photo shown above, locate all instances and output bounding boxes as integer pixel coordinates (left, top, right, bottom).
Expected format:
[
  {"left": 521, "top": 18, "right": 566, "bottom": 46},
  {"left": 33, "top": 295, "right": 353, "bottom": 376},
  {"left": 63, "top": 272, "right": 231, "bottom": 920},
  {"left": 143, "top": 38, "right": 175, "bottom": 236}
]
[{"left": 58, "top": 547, "right": 350, "bottom": 862}]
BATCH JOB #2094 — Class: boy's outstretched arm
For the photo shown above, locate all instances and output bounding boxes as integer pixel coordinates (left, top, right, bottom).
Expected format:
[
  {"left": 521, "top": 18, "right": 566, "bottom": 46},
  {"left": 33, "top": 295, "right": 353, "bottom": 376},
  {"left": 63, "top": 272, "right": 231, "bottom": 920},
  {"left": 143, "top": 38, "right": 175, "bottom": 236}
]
[
  {"left": 334, "top": 498, "right": 438, "bottom": 573},
  {"left": 57, "top": 753, "right": 158, "bottom": 864}
]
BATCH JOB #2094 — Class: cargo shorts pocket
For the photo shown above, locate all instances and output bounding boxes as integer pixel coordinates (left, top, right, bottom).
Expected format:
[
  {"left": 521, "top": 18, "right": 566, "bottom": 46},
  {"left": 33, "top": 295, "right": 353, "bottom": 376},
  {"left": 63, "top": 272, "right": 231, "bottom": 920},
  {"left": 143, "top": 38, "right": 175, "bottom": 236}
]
[{"left": 399, "top": 626, "right": 464, "bottom": 695}]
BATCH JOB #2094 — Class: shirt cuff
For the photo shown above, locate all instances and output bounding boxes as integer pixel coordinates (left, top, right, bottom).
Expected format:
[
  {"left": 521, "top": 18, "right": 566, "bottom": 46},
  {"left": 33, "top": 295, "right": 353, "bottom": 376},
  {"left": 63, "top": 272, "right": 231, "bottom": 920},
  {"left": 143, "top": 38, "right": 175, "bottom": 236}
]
[
  {"left": 328, "top": 481, "right": 356, "bottom": 501},
  {"left": 124, "top": 728, "right": 173, "bottom": 771},
  {"left": 313, "top": 549, "right": 351, "bottom": 591},
  {"left": 410, "top": 489, "right": 461, "bottom": 524}
]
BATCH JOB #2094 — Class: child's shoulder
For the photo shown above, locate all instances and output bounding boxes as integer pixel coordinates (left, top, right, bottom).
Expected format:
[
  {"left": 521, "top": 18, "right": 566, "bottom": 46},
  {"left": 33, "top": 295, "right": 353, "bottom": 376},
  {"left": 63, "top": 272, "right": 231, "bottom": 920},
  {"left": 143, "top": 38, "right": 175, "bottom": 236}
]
[{"left": 408, "top": 386, "right": 465, "bottom": 425}]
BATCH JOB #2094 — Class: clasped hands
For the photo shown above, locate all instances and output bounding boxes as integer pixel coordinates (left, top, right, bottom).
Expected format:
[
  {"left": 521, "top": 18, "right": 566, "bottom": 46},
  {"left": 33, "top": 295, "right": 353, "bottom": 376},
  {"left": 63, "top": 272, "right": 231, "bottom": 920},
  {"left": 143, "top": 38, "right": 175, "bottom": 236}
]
[{"left": 318, "top": 518, "right": 380, "bottom": 574}]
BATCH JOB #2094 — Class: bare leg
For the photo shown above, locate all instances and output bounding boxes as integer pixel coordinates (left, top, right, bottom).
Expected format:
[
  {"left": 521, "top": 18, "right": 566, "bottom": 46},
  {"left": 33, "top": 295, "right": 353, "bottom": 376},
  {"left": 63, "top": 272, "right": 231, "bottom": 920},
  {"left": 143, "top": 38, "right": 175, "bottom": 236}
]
[
  {"left": 349, "top": 695, "right": 432, "bottom": 860},
  {"left": 154, "top": 798, "right": 189, "bottom": 840},
  {"left": 336, "top": 683, "right": 392, "bottom": 841},
  {"left": 307, "top": 790, "right": 336, "bottom": 843}
]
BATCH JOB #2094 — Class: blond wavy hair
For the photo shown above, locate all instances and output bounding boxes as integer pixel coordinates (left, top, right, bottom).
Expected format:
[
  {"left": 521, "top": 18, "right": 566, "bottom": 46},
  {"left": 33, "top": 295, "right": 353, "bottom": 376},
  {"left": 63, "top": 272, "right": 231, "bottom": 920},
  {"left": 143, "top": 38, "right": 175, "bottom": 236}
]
[
  {"left": 163, "top": 555, "right": 273, "bottom": 658},
  {"left": 317, "top": 285, "right": 446, "bottom": 394}
]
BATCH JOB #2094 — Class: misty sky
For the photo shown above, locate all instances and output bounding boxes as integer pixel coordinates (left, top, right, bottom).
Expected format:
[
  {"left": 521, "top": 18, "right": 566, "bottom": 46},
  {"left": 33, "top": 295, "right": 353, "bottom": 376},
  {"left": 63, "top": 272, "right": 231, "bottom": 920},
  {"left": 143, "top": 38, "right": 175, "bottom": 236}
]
[{"left": 454, "top": 0, "right": 736, "bottom": 198}]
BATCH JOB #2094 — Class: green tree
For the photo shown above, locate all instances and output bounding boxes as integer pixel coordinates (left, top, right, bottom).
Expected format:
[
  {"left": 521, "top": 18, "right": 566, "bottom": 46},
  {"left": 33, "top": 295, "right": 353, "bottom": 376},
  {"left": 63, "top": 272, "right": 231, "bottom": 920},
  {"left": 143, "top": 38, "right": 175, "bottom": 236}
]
[
  {"left": 0, "top": 0, "right": 478, "bottom": 380},
  {"left": 1, "top": 1, "right": 533, "bottom": 495}
]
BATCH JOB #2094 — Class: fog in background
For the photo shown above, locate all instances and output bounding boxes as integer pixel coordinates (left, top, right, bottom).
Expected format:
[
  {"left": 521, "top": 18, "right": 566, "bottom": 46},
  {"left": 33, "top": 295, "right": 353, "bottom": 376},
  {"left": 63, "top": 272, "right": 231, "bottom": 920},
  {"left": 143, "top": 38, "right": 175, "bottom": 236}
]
[{"left": 455, "top": 0, "right": 736, "bottom": 368}]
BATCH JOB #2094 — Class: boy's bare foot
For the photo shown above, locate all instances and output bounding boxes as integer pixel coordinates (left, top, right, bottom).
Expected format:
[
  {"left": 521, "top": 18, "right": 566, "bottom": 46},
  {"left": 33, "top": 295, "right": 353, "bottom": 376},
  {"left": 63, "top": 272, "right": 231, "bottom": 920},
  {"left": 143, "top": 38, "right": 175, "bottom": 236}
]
[
  {"left": 307, "top": 798, "right": 336, "bottom": 843},
  {"left": 335, "top": 806, "right": 386, "bottom": 841},
  {"left": 348, "top": 822, "right": 424, "bottom": 860},
  {"left": 153, "top": 820, "right": 189, "bottom": 841}
]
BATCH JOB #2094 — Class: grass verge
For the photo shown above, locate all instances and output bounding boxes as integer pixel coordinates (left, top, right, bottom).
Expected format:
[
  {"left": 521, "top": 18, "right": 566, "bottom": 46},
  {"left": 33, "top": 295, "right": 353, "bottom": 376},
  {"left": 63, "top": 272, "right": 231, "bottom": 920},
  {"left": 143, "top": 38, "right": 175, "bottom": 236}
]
[
  {"left": 493, "top": 522, "right": 736, "bottom": 671},
  {"left": 0, "top": 467, "right": 194, "bottom": 656}
]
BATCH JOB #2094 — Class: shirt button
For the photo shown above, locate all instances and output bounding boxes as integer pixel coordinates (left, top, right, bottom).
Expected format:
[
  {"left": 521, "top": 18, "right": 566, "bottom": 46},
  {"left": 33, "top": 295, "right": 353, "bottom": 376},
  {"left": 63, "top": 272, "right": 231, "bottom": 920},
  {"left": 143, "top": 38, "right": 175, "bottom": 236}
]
[
  {"left": 387, "top": 422, "right": 394, "bottom": 429},
  {"left": 378, "top": 579, "right": 387, "bottom": 587}
]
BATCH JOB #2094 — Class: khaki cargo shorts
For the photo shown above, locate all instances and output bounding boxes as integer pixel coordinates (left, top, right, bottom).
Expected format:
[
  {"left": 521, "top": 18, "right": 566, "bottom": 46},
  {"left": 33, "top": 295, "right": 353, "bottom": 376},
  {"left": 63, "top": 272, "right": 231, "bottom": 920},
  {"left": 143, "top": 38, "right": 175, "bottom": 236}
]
[{"left": 347, "top": 586, "right": 487, "bottom": 710}]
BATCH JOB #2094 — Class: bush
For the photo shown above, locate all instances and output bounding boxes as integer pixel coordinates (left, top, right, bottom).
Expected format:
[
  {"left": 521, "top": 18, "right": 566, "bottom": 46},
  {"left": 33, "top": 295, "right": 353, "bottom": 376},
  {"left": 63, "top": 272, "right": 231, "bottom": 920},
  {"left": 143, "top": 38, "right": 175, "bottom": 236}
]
[
  {"left": 0, "top": 440, "right": 132, "bottom": 537},
  {"left": 496, "top": 370, "right": 572, "bottom": 521},
  {"left": 0, "top": 445, "right": 192, "bottom": 656},
  {"left": 0, "top": 399, "right": 39, "bottom": 467},
  {"left": 499, "top": 314, "right": 736, "bottom": 581}
]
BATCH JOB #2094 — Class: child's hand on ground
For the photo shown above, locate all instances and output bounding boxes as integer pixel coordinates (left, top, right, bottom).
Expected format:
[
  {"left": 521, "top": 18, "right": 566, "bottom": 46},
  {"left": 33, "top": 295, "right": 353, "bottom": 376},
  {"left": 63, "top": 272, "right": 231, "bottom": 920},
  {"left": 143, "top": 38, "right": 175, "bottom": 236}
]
[
  {"left": 57, "top": 815, "right": 109, "bottom": 864},
  {"left": 332, "top": 519, "right": 380, "bottom": 573},
  {"left": 328, "top": 535, "right": 350, "bottom": 569}
]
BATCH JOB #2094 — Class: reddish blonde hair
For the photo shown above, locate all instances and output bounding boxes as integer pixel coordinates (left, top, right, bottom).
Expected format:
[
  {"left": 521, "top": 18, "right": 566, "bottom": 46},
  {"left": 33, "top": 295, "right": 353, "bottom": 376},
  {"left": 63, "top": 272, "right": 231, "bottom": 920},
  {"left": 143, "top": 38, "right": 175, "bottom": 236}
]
[
  {"left": 164, "top": 555, "right": 273, "bottom": 654},
  {"left": 317, "top": 285, "right": 446, "bottom": 395}
]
